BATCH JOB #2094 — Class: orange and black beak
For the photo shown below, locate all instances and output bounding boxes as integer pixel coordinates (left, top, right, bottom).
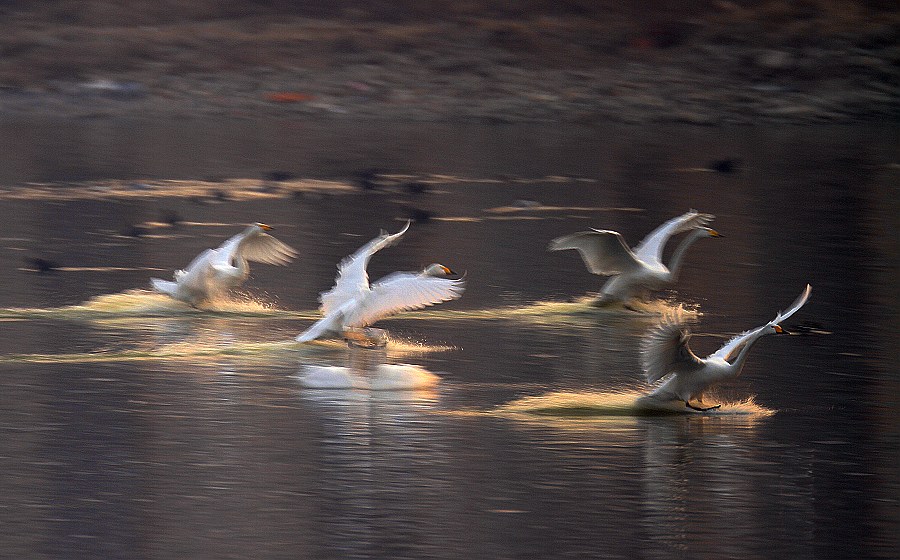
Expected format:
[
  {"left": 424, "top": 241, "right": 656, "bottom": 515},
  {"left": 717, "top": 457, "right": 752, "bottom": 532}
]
[
  {"left": 258, "top": 223, "right": 273, "bottom": 231},
  {"left": 708, "top": 228, "right": 724, "bottom": 238},
  {"left": 441, "top": 265, "right": 454, "bottom": 275},
  {"left": 773, "top": 324, "right": 786, "bottom": 334}
]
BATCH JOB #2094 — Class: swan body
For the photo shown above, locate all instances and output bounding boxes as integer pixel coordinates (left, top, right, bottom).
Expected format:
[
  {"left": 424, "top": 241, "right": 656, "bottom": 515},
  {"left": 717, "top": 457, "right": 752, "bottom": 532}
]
[
  {"left": 549, "top": 210, "right": 721, "bottom": 304},
  {"left": 151, "top": 223, "right": 297, "bottom": 305},
  {"left": 640, "top": 284, "right": 811, "bottom": 410},
  {"left": 297, "top": 221, "right": 465, "bottom": 343}
]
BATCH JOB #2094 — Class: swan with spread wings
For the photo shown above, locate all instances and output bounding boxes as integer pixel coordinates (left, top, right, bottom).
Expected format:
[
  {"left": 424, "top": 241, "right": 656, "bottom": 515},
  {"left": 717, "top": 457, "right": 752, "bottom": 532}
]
[
  {"left": 639, "top": 284, "right": 812, "bottom": 411},
  {"left": 296, "top": 221, "right": 465, "bottom": 345},
  {"left": 151, "top": 223, "right": 297, "bottom": 306},
  {"left": 549, "top": 210, "right": 722, "bottom": 305}
]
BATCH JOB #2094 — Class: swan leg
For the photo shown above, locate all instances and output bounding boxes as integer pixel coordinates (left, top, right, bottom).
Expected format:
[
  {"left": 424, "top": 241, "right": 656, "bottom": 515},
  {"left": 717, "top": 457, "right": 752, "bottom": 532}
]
[
  {"left": 591, "top": 294, "right": 619, "bottom": 308},
  {"left": 343, "top": 327, "right": 388, "bottom": 349},
  {"left": 685, "top": 401, "right": 721, "bottom": 412}
]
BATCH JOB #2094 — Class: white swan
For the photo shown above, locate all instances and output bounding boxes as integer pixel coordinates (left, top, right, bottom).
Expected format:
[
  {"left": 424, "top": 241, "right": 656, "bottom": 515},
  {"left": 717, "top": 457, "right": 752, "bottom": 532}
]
[
  {"left": 639, "top": 284, "right": 812, "bottom": 411},
  {"left": 151, "top": 223, "right": 297, "bottom": 306},
  {"left": 296, "top": 221, "right": 465, "bottom": 344},
  {"left": 548, "top": 210, "right": 722, "bottom": 305}
]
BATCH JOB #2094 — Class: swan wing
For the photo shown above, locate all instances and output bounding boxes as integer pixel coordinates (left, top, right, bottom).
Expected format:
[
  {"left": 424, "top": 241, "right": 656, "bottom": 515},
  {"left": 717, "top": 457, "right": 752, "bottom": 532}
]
[
  {"left": 771, "top": 284, "right": 812, "bottom": 325},
  {"left": 709, "top": 325, "right": 767, "bottom": 362},
  {"left": 178, "top": 248, "right": 217, "bottom": 285},
  {"left": 342, "top": 271, "right": 465, "bottom": 327},
  {"left": 320, "top": 221, "right": 410, "bottom": 314},
  {"left": 548, "top": 230, "right": 641, "bottom": 275},
  {"left": 640, "top": 317, "right": 703, "bottom": 383},
  {"left": 217, "top": 231, "right": 297, "bottom": 267},
  {"left": 711, "top": 284, "right": 812, "bottom": 361},
  {"left": 180, "top": 248, "right": 216, "bottom": 276},
  {"left": 633, "top": 210, "right": 714, "bottom": 265}
]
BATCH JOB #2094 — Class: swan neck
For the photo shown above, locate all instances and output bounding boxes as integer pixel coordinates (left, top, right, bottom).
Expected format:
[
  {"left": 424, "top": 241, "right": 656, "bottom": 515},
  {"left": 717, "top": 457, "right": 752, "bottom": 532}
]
[
  {"left": 666, "top": 229, "right": 705, "bottom": 280},
  {"left": 730, "top": 330, "right": 768, "bottom": 373}
]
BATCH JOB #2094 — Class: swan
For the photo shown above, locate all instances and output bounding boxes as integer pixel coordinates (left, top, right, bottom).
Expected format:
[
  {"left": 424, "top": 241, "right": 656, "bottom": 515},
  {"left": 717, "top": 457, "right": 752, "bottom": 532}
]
[
  {"left": 639, "top": 284, "right": 811, "bottom": 411},
  {"left": 296, "top": 221, "right": 464, "bottom": 344},
  {"left": 150, "top": 223, "right": 297, "bottom": 306},
  {"left": 548, "top": 210, "right": 722, "bottom": 305}
]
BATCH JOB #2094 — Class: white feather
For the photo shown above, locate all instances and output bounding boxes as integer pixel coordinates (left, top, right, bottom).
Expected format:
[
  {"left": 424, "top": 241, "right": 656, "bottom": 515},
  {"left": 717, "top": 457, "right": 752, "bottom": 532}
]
[
  {"left": 548, "top": 230, "right": 641, "bottom": 275},
  {"left": 632, "top": 210, "right": 714, "bottom": 265},
  {"left": 639, "top": 285, "right": 812, "bottom": 406},
  {"left": 151, "top": 224, "right": 297, "bottom": 305}
]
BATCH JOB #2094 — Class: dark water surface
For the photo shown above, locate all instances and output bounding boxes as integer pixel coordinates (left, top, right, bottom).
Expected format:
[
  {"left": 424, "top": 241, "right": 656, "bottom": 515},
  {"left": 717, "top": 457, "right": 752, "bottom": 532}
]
[{"left": 0, "top": 119, "right": 896, "bottom": 559}]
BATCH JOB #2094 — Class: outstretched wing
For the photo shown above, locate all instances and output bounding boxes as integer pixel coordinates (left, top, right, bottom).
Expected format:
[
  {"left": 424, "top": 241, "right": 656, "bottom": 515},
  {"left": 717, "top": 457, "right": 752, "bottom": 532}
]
[
  {"left": 180, "top": 248, "right": 216, "bottom": 277},
  {"left": 772, "top": 284, "right": 812, "bottom": 325},
  {"left": 633, "top": 210, "right": 714, "bottom": 266},
  {"left": 341, "top": 272, "right": 465, "bottom": 327},
  {"left": 319, "top": 221, "right": 411, "bottom": 314},
  {"left": 711, "top": 284, "right": 812, "bottom": 361},
  {"left": 548, "top": 230, "right": 642, "bottom": 275},
  {"left": 217, "top": 231, "right": 297, "bottom": 267},
  {"left": 640, "top": 317, "right": 703, "bottom": 383}
]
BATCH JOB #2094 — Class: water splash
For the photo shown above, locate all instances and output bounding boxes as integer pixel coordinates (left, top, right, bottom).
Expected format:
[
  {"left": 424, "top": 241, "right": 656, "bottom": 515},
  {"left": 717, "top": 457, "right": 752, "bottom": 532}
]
[
  {"left": 0, "top": 288, "right": 696, "bottom": 332},
  {"left": 0, "top": 339, "right": 305, "bottom": 365},
  {"left": 0, "top": 289, "right": 315, "bottom": 320},
  {"left": 0, "top": 331, "right": 453, "bottom": 365},
  {"left": 301, "top": 336, "right": 454, "bottom": 355},
  {"left": 412, "top": 295, "right": 698, "bottom": 325},
  {"left": 297, "top": 363, "right": 440, "bottom": 390},
  {"left": 492, "top": 390, "right": 774, "bottom": 418}
]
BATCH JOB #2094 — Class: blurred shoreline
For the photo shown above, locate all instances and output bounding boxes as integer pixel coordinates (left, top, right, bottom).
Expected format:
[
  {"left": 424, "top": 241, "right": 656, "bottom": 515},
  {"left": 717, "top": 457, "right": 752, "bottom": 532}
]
[{"left": 0, "top": 2, "right": 896, "bottom": 124}]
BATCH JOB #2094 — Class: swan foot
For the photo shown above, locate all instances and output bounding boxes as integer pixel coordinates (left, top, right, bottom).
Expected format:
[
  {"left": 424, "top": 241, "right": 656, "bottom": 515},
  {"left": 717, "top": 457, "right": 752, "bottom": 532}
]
[
  {"left": 590, "top": 296, "right": 618, "bottom": 308},
  {"left": 685, "top": 401, "right": 721, "bottom": 412},
  {"left": 343, "top": 327, "right": 388, "bottom": 349}
]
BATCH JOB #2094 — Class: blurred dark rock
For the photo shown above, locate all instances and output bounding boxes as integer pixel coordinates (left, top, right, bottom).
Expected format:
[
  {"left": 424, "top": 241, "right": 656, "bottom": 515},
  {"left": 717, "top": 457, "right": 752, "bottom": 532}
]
[
  {"left": 264, "top": 170, "right": 296, "bottom": 182},
  {"left": 24, "top": 257, "right": 59, "bottom": 273},
  {"left": 354, "top": 168, "right": 381, "bottom": 190},
  {"left": 160, "top": 210, "right": 182, "bottom": 226},
  {"left": 122, "top": 225, "right": 148, "bottom": 238},
  {"left": 405, "top": 207, "right": 434, "bottom": 223},
  {"left": 708, "top": 159, "right": 740, "bottom": 173},
  {"left": 404, "top": 181, "right": 429, "bottom": 194}
]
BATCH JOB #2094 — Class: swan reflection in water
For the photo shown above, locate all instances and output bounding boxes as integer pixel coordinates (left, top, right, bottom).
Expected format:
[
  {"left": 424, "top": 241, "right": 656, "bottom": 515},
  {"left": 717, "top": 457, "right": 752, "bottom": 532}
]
[
  {"left": 295, "top": 348, "right": 456, "bottom": 559},
  {"left": 297, "top": 337, "right": 441, "bottom": 392}
]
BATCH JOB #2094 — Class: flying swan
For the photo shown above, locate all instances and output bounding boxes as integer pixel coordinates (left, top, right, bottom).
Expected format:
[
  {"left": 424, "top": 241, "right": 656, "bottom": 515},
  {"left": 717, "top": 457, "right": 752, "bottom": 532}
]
[
  {"left": 639, "top": 284, "right": 812, "bottom": 411},
  {"left": 296, "top": 221, "right": 464, "bottom": 345},
  {"left": 548, "top": 210, "right": 722, "bottom": 305},
  {"left": 151, "top": 222, "right": 297, "bottom": 306}
]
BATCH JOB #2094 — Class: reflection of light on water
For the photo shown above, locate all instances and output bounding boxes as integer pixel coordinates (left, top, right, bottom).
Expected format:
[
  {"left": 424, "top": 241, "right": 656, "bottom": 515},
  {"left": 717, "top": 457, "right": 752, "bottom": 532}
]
[
  {"left": 0, "top": 289, "right": 315, "bottom": 320},
  {"left": 485, "top": 205, "right": 642, "bottom": 215},
  {"left": 411, "top": 295, "right": 698, "bottom": 324},
  {"left": 0, "top": 339, "right": 303, "bottom": 365},
  {"left": 299, "top": 336, "right": 454, "bottom": 356},
  {"left": 491, "top": 390, "right": 774, "bottom": 419},
  {"left": 0, "top": 178, "right": 355, "bottom": 201},
  {"left": 0, "top": 321, "right": 453, "bottom": 365},
  {"left": 19, "top": 266, "right": 168, "bottom": 272},
  {"left": 298, "top": 364, "right": 440, "bottom": 391},
  {"left": 0, "top": 288, "right": 693, "bottom": 326}
]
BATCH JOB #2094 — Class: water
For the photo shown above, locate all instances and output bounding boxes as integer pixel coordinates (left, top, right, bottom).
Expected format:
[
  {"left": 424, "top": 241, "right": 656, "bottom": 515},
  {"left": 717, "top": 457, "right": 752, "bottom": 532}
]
[{"left": 0, "top": 118, "right": 896, "bottom": 559}]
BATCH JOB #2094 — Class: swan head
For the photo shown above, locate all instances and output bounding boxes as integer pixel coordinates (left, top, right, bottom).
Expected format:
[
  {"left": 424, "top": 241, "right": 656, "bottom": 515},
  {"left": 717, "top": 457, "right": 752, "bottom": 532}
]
[
  {"left": 700, "top": 227, "right": 723, "bottom": 238},
  {"left": 765, "top": 324, "right": 787, "bottom": 335},
  {"left": 253, "top": 222, "right": 273, "bottom": 232},
  {"left": 423, "top": 263, "right": 455, "bottom": 277}
]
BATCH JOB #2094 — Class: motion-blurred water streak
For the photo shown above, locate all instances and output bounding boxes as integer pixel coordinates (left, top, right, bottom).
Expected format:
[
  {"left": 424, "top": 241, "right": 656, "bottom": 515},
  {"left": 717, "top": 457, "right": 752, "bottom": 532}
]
[{"left": 0, "top": 119, "right": 895, "bottom": 559}]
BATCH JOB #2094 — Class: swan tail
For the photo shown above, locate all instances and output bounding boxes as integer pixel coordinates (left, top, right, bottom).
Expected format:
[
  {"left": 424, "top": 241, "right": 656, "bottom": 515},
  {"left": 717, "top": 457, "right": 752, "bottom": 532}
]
[{"left": 150, "top": 278, "right": 179, "bottom": 297}]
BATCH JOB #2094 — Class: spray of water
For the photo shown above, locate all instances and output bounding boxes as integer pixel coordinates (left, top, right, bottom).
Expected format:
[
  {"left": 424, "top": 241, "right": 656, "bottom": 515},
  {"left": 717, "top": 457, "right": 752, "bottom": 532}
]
[{"left": 488, "top": 389, "right": 774, "bottom": 419}]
